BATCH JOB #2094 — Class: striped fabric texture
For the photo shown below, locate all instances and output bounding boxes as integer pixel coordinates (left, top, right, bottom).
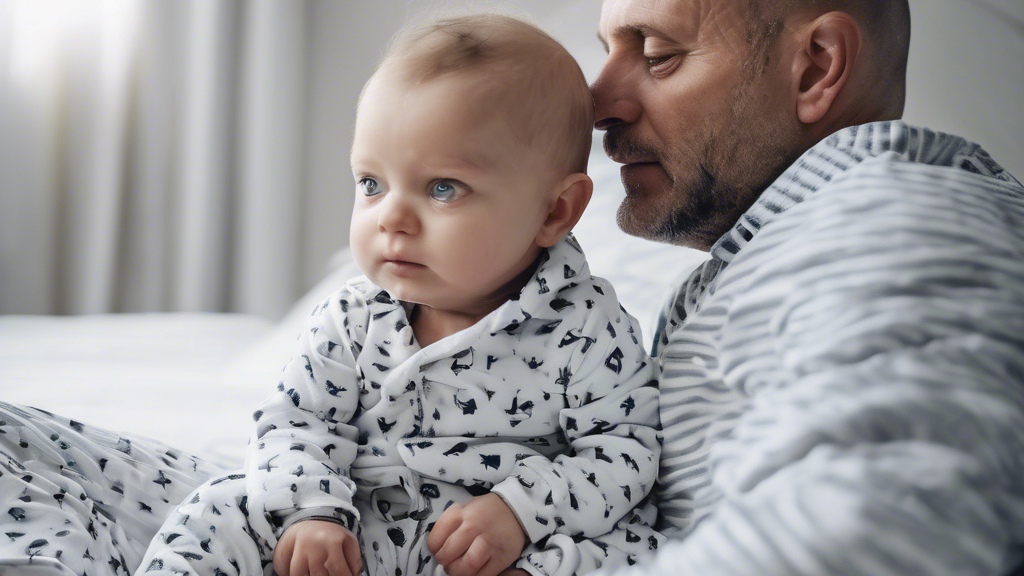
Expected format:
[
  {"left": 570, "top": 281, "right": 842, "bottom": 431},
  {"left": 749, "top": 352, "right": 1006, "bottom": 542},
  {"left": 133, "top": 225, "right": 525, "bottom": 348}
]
[{"left": 614, "top": 121, "right": 1024, "bottom": 576}]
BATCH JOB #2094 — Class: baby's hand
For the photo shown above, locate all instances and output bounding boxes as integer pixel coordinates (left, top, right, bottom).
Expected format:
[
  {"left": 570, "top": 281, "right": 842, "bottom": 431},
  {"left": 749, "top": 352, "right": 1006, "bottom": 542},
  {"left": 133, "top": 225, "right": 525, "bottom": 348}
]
[
  {"left": 274, "top": 520, "right": 362, "bottom": 576},
  {"left": 427, "top": 493, "right": 527, "bottom": 576}
]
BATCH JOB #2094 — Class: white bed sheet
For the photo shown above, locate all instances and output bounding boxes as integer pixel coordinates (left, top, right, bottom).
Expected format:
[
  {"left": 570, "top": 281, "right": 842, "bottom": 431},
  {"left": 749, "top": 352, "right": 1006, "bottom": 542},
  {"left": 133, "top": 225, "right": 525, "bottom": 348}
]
[{"left": 0, "top": 313, "right": 275, "bottom": 468}]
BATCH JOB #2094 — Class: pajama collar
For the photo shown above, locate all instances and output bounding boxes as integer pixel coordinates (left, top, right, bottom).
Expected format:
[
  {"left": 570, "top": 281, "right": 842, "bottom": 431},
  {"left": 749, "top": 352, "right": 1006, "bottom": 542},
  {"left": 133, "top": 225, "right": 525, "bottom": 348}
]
[
  {"left": 362, "top": 233, "right": 592, "bottom": 362},
  {"left": 710, "top": 120, "right": 1020, "bottom": 265},
  {"left": 484, "top": 232, "right": 589, "bottom": 338}
]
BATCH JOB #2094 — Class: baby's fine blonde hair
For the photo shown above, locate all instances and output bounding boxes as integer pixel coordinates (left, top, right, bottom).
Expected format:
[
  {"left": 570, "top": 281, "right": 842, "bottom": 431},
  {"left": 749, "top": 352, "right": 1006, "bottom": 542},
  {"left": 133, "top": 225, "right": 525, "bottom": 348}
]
[{"left": 368, "top": 13, "right": 594, "bottom": 175}]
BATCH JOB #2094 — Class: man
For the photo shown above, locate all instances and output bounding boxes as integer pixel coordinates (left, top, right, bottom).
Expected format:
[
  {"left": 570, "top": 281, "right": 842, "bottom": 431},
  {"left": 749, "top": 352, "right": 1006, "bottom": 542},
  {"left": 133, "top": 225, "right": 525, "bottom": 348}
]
[{"left": 590, "top": 0, "right": 1024, "bottom": 575}]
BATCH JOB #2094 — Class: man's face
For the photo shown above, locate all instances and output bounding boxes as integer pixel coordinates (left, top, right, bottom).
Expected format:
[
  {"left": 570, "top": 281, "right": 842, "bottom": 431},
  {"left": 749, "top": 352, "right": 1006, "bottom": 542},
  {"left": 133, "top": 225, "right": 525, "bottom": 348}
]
[{"left": 593, "top": 0, "right": 799, "bottom": 250}]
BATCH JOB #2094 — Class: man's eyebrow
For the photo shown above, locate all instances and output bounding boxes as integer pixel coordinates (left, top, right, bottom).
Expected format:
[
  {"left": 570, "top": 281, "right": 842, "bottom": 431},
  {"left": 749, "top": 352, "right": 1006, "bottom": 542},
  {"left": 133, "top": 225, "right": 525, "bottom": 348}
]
[{"left": 597, "top": 23, "right": 665, "bottom": 52}]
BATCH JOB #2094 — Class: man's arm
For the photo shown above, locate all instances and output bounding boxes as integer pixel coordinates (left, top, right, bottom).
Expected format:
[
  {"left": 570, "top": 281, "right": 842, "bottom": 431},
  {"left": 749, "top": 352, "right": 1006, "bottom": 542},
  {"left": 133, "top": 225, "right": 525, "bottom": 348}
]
[{"left": 604, "top": 170, "right": 1024, "bottom": 575}]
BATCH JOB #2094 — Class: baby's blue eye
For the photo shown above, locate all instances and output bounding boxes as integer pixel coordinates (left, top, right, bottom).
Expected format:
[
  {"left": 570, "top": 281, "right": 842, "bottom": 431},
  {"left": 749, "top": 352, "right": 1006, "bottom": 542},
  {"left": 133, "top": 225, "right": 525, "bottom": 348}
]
[
  {"left": 429, "top": 181, "right": 459, "bottom": 202},
  {"left": 359, "top": 177, "right": 382, "bottom": 196}
]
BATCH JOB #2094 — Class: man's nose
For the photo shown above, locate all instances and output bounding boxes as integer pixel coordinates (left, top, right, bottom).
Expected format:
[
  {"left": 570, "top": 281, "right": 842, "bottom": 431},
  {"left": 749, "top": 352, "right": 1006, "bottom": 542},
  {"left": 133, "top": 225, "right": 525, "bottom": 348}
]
[
  {"left": 378, "top": 193, "right": 420, "bottom": 235},
  {"left": 591, "top": 57, "right": 642, "bottom": 130}
]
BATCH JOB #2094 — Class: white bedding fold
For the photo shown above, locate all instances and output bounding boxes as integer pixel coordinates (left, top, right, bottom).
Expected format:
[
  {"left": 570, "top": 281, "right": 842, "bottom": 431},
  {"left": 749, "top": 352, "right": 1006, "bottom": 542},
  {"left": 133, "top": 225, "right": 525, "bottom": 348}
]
[{"left": 0, "top": 313, "right": 274, "bottom": 466}]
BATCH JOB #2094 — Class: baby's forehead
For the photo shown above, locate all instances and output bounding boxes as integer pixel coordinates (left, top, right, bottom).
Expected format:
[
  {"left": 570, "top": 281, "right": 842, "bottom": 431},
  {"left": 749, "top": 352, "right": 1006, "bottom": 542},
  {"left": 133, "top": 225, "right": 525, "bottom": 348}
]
[
  {"left": 360, "top": 71, "right": 550, "bottom": 154},
  {"left": 367, "top": 66, "right": 531, "bottom": 109},
  {"left": 358, "top": 14, "right": 594, "bottom": 174},
  {"left": 368, "top": 62, "right": 555, "bottom": 122}
]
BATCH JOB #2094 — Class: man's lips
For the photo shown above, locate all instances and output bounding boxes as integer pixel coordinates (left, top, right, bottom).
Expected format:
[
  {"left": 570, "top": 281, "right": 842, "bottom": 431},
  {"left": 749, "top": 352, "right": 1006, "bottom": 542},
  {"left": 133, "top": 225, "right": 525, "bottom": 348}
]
[
  {"left": 606, "top": 152, "right": 659, "bottom": 165},
  {"left": 619, "top": 162, "right": 669, "bottom": 195}
]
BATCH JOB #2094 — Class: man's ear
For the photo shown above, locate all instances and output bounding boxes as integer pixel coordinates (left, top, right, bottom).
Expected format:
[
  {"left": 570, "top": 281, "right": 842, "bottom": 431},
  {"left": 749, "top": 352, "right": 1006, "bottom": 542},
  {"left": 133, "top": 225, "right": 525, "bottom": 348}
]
[
  {"left": 791, "top": 12, "right": 862, "bottom": 124},
  {"left": 535, "top": 173, "right": 593, "bottom": 248}
]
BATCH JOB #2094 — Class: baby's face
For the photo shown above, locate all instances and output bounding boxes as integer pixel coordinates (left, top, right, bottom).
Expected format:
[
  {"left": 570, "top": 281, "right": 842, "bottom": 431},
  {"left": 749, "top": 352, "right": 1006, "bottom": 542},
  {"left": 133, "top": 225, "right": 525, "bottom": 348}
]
[{"left": 349, "top": 73, "right": 560, "bottom": 317}]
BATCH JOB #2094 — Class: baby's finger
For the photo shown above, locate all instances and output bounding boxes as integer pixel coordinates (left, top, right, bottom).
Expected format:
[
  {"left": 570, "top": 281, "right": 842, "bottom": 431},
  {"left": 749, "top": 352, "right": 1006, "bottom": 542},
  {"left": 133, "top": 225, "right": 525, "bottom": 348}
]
[
  {"left": 307, "top": 546, "right": 333, "bottom": 576},
  {"left": 274, "top": 538, "right": 296, "bottom": 576},
  {"left": 478, "top": 554, "right": 515, "bottom": 576},
  {"left": 343, "top": 534, "right": 363, "bottom": 576},
  {"left": 310, "top": 561, "right": 331, "bottom": 576},
  {"left": 306, "top": 542, "right": 333, "bottom": 576},
  {"left": 427, "top": 503, "right": 464, "bottom": 554},
  {"left": 324, "top": 556, "right": 351, "bottom": 576},
  {"left": 445, "top": 537, "right": 493, "bottom": 576},
  {"left": 434, "top": 527, "right": 476, "bottom": 567},
  {"left": 289, "top": 547, "right": 310, "bottom": 576}
]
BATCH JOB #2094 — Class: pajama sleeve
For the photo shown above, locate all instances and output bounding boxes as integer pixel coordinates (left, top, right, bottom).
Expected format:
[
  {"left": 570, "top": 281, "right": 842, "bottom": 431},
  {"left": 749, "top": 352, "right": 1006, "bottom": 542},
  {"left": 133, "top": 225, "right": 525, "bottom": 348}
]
[
  {"left": 244, "top": 284, "right": 370, "bottom": 538},
  {"left": 492, "top": 279, "right": 661, "bottom": 546},
  {"left": 511, "top": 495, "right": 665, "bottom": 576}
]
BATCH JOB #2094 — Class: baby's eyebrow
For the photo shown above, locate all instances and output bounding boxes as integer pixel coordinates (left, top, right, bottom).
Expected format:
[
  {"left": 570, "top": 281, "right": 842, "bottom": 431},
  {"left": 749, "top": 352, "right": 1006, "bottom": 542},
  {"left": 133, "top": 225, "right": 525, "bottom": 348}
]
[{"left": 425, "top": 157, "right": 489, "bottom": 176}]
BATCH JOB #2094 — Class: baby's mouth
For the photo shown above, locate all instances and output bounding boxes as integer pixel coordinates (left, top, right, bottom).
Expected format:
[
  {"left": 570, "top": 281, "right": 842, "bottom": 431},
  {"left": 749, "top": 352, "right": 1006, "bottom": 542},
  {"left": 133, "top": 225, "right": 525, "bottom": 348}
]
[{"left": 383, "top": 259, "right": 426, "bottom": 274}]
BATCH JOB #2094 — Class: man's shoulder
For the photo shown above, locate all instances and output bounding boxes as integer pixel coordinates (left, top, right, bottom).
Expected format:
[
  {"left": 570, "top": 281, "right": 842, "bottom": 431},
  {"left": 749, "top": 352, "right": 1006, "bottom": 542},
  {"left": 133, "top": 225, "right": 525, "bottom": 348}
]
[
  {"left": 769, "top": 154, "right": 1024, "bottom": 248},
  {"left": 834, "top": 147, "right": 1020, "bottom": 192},
  {"left": 753, "top": 121, "right": 1021, "bottom": 238},
  {"left": 797, "top": 123, "right": 1023, "bottom": 219},
  {"left": 714, "top": 152, "right": 1024, "bottom": 315}
]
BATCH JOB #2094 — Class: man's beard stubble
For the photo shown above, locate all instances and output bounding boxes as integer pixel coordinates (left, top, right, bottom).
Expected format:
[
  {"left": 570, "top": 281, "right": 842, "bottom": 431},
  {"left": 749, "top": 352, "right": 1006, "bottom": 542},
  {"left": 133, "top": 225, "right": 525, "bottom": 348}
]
[
  {"left": 605, "top": 126, "right": 751, "bottom": 250},
  {"left": 604, "top": 98, "right": 803, "bottom": 251}
]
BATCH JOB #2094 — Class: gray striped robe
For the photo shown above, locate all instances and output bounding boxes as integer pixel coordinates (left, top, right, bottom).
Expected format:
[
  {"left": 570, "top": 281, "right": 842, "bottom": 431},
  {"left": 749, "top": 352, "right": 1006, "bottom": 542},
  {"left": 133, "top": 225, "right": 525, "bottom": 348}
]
[{"left": 606, "top": 121, "right": 1024, "bottom": 576}]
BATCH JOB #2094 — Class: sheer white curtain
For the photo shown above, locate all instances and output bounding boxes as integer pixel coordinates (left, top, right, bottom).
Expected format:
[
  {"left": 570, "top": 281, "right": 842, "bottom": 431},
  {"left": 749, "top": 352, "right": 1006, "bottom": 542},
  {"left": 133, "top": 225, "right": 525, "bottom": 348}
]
[{"left": 0, "top": 0, "right": 309, "bottom": 317}]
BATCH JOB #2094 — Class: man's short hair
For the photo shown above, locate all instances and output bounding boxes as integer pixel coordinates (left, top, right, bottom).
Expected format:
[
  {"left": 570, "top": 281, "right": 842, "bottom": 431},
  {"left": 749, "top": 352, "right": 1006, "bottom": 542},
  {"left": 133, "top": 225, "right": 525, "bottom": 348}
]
[
  {"left": 744, "top": 0, "right": 911, "bottom": 78},
  {"left": 371, "top": 13, "right": 594, "bottom": 175}
]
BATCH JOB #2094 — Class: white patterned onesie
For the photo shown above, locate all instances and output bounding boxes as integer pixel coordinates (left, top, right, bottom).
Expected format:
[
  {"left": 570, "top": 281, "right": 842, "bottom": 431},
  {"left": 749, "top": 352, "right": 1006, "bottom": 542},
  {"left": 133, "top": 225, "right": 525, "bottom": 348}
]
[
  {"left": 0, "top": 402, "right": 224, "bottom": 576},
  {"left": 139, "top": 234, "right": 663, "bottom": 576}
]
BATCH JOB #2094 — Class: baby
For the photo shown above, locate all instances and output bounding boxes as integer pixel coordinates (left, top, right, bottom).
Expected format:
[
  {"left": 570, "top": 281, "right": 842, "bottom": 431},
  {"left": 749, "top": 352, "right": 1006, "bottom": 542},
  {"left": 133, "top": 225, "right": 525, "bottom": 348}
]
[{"left": 140, "top": 14, "right": 662, "bottom": 576}]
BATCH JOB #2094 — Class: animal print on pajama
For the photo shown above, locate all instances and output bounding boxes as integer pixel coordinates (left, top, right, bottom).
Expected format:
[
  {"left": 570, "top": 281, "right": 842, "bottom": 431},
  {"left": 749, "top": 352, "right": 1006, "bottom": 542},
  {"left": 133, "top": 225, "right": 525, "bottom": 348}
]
[
  {"left": 0, "top": 401, "right": 223, "bottom": 576},
  {"left": 141, "top": 234, "right": 665, "bottom": 576},
  {"left": 139, "top": 470, "right": 662, "bottom": 576}
]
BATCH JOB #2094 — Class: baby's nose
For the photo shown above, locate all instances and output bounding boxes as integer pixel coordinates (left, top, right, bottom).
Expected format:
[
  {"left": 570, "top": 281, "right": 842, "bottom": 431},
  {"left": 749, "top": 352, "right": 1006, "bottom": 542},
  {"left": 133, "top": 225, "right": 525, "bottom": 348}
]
[{"left": 378, "top": 194, "right": 420, "bottom": 235}]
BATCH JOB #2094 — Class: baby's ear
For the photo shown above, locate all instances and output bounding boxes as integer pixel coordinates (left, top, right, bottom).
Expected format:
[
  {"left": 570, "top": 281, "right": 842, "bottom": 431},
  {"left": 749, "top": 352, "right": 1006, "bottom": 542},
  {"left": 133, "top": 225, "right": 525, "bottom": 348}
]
[{"left": 536, "top": 173, "right": 593, "bottom": 248}]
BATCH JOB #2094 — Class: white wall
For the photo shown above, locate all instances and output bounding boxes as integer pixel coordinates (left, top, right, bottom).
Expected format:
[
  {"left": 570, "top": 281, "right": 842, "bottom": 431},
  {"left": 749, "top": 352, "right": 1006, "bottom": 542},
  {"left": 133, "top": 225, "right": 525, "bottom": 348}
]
[{"left": 903, "top": 0, "right": 1023, "bottom": 179}]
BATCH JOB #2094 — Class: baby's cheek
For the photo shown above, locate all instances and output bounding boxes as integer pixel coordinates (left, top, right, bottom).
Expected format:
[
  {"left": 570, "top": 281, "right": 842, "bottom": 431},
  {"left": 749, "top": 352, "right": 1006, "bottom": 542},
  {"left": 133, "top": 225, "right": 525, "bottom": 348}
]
[
  {"left": 447, "top": 240, "right": 499, "bottom": 275},
  {"left": 350, "top": 244, "right": 376, "bottom": 280}
]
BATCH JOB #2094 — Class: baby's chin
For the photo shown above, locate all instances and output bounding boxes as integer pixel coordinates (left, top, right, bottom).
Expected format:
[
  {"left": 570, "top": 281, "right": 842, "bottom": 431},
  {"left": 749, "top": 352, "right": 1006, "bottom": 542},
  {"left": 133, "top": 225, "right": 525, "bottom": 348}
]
[
  {"left": 372, "top": 279, "right": 433, "bottom": 308},
  {"left": 368, "top": 272, "right": 498, "bottom": 315},
  {"left": 373, "top": 280, "right": 418, "bottom": 303}
]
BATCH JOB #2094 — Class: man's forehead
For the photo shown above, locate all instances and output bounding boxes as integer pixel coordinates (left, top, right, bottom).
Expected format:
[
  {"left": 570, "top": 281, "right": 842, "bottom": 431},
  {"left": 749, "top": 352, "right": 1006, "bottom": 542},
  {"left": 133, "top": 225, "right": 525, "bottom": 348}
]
[{"left": 598, "top": 0, "right": 741, "bottom": 46}]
